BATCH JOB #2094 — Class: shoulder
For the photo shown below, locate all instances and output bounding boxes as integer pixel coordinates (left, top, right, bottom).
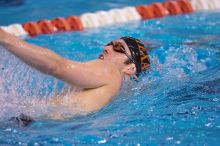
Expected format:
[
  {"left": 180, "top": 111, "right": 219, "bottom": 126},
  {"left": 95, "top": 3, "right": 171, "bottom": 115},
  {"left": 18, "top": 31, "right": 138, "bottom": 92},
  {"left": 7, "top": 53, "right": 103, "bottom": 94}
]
[
  {"left": 60, "top": 59, "right": 122, "bottom": 89},
  {"left": 81, "top": 60, "right": 120, "bottom": 75},
  {"left": 83, "top": 60, "right": 122, "bottom": 87},
  {"left": 87, "top": 60, "right": 121, "bottom": 79}
]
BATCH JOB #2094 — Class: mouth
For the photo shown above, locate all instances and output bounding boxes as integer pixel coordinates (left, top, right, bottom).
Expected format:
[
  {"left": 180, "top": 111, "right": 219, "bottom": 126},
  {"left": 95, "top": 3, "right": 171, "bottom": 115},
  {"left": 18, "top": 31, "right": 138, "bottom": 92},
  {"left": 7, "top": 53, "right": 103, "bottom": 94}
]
[
  {"left": 98, "top": 54, "right": 104, "bottom": 60},
  {"left": 98, "top": 49, "right": 108, "bottom": 60}
]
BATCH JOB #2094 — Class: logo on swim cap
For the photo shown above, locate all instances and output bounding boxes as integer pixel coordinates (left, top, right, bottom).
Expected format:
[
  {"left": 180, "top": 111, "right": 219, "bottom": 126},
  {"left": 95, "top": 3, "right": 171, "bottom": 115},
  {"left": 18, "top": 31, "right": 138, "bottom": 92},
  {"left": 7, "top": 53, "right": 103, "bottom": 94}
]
[{"left": 121, "top": 36, "right": 150, "bottom": 75}]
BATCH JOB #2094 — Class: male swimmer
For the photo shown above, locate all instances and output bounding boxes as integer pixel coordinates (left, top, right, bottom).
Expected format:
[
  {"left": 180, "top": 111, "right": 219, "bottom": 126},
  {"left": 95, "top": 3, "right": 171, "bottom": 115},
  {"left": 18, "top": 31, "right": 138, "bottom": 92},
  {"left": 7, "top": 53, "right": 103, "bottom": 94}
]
[{"left": 0, "top": 29, "right": 150, "bottom": 125}]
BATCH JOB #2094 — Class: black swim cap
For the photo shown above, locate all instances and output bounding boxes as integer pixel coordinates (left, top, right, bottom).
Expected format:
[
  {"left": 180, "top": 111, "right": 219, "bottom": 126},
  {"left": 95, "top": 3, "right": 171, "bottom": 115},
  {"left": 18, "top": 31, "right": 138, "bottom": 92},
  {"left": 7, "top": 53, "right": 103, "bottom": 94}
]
[{"left": 120, "top": 36, "right": 150, "bottom": 75}]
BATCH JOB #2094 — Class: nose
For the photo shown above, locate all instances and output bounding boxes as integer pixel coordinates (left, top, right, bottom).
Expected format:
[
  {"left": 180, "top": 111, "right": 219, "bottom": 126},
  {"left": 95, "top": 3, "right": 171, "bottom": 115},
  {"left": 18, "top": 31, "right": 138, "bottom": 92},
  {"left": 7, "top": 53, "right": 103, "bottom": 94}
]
[{"left": 104, "top": 46, "right": 111, "bottom": 55}]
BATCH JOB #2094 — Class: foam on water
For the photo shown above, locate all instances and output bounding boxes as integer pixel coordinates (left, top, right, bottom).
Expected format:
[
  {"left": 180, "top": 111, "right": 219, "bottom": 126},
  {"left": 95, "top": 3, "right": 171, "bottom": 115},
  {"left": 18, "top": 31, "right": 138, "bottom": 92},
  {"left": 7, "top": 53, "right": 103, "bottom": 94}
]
[{"left": 0, "top": 46, "right": 87, "bottom": 120}]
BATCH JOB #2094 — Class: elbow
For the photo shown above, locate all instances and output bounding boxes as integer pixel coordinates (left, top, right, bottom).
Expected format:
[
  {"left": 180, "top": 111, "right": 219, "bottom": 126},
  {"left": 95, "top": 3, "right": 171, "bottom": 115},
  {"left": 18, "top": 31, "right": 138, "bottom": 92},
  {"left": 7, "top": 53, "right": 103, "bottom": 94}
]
[
  {"left": 46, "top": 59, "right": 64, "bottom": 77},
  {"left": 47, "top": 63, "right": 59, "bottom": 75}
]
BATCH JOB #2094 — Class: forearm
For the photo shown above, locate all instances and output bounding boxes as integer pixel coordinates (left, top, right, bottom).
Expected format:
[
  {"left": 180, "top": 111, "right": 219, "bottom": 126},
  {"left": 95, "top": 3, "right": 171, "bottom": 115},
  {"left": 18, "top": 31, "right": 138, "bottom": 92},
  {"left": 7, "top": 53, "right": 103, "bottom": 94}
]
[{"left": 0, "top": 31, "right": 63, "bottom": 74}]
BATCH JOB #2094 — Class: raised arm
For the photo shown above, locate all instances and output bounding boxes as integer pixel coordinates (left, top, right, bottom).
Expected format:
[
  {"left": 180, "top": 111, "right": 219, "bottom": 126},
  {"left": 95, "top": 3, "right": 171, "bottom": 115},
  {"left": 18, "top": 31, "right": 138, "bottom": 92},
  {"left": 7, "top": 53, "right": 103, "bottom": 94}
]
[
  {"left": 0, "top": 29, "right": 117, "bottom": 88},
  {"left": 0, "top": 29, "right": 64, "bottom": 75}
]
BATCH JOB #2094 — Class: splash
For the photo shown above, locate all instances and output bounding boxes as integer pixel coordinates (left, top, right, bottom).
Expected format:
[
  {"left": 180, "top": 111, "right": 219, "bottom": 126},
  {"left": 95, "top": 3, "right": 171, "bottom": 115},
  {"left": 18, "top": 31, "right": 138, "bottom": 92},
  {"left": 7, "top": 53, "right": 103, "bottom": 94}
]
[{"left": 0, "top": 46, "right": 84, "bottom": 121}]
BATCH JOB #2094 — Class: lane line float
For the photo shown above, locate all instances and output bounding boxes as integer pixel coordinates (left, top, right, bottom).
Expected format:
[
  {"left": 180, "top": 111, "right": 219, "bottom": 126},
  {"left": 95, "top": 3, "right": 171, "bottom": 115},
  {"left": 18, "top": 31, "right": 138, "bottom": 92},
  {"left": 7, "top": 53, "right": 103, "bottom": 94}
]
[{"left": 1, "top": 0, "right": 219, "bottom": 38}]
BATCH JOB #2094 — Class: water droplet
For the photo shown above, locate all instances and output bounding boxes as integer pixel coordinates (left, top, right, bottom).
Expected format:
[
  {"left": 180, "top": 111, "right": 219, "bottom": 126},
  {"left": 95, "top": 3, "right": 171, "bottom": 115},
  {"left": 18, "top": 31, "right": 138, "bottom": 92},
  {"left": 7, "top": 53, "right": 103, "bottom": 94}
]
[
  {"left": 156, "top": 21, "right": 160, "bottom": 25},
  {"left": 213, "top": 98, "right": 219, "bottom": 102},
  {"left": 4, "top": 128, "right": 12, "bottom": 131},
  {"left": 205, "top": 123, "right": 212, "bottom": 127},
  {"left": 98, "top": 139, "right": 107, "bottom": 144},
  {"left": 52, "top": 138, "right": 59, "bottom": 142},
  {"left": 166, "top": 137, "right": 173, "bottom": 141}
]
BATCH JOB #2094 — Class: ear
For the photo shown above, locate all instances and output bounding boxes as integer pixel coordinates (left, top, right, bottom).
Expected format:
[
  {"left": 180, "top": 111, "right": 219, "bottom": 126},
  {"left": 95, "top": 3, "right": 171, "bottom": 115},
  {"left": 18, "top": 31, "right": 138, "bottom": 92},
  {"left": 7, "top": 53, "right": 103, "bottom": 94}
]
[{"left": 122, "top": 63, "right": 136, "bottom": 76}]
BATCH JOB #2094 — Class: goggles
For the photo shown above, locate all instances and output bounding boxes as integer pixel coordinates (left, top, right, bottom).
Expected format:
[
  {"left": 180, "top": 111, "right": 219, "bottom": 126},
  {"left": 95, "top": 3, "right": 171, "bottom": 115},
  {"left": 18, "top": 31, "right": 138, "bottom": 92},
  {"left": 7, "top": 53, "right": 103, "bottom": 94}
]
[{"left": 106, "top": 41, "right": 136, "bottom": 64}]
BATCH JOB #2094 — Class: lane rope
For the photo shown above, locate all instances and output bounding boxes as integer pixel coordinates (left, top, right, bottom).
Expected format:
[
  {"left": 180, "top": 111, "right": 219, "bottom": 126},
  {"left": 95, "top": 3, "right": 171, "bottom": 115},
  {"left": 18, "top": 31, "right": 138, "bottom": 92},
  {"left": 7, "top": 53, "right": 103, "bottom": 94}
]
[{"left": 0, "top": 0, "right": 219, "bottom": 38}]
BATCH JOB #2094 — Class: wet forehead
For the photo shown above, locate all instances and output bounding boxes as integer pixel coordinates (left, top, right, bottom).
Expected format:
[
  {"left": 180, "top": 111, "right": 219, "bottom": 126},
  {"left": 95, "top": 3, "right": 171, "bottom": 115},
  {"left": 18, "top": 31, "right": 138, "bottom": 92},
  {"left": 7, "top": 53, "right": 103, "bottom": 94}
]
[{"left": 113, "top": 39, "right": 131, "bottom": 55}]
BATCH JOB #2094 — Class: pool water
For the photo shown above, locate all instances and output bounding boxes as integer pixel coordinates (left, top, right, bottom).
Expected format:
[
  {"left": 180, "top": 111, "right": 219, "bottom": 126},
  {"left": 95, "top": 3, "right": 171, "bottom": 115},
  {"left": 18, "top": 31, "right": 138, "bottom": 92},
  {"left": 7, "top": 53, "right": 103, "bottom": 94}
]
[{"left": 0, "top": 0, "right": 220, "bottom": 145}]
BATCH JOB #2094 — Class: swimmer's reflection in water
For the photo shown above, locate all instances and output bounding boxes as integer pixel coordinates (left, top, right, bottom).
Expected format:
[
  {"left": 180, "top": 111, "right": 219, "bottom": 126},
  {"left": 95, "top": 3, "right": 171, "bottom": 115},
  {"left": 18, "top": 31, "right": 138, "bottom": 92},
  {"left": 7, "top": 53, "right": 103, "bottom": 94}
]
[{"left": 0, "top": 29, "right": 150, "bottom": 126}]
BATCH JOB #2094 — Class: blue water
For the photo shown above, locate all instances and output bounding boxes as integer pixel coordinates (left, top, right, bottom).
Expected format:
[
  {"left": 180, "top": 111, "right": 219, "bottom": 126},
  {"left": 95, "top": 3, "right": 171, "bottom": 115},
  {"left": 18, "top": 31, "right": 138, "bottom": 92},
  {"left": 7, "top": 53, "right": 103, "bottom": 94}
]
[{"left": 0, "top": 0, "right": 220, "bottom": 145}]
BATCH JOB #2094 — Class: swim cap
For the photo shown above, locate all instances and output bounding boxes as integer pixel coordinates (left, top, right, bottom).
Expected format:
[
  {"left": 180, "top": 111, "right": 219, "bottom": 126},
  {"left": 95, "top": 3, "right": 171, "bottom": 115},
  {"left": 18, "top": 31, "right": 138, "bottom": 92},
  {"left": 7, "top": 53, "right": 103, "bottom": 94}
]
[{"left": 121, "top": 36, "right": 150, "bottom": 75}]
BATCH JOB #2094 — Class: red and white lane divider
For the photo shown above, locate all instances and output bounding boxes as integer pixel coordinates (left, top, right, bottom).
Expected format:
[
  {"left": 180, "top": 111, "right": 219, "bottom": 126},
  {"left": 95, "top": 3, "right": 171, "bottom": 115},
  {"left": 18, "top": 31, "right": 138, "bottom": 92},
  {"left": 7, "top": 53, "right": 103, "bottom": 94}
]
[
  {"left": 1, "top": 24, "right": 28, "bottom": 37},
  {"left": 191, "top": 0, "right": 220, "bottom": 11},
  {"left": 0, "top": 0, "right": 219, "bottom": 38},
  {"left": 80, "top": 7, "right": 141, "bottom": 28}
]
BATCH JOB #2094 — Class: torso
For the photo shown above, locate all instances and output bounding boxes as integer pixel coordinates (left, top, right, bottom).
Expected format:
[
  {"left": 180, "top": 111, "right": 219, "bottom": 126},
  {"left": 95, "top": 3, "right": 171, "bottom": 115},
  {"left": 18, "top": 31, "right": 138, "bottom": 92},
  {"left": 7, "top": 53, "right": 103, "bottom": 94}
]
[{"left": 49, "top": 62, "right": 122, "bottom": 118}]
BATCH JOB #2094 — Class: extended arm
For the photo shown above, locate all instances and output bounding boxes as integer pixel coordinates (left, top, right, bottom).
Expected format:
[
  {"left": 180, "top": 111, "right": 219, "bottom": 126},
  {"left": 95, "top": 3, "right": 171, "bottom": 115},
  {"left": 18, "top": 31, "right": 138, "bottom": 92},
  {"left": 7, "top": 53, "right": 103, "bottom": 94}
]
[
  {"left": 0, "top": 29, "right": 115, "bottom": 88},
  {"left": 0, "top": 29, "right": 64, "bottom": 75}
]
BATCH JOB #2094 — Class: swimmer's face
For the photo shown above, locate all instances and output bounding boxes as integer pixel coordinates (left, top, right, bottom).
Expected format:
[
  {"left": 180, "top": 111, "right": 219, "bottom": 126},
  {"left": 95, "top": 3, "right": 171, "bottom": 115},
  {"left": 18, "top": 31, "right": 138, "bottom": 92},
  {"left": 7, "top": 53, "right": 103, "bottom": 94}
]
[
  {"left": 99, "top": 39, "right": 131, "bottom": 63},
  {"left": 99, "top": 39, "right": 136, "bottom": 72}
]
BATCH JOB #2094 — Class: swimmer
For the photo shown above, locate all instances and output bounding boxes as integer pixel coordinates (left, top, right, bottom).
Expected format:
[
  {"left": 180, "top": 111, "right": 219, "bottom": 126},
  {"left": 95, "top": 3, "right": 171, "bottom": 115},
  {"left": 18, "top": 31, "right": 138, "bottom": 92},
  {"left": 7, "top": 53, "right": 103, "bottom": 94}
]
[{"left": 0, "top": 29, "right": 150, "bottom": 122}]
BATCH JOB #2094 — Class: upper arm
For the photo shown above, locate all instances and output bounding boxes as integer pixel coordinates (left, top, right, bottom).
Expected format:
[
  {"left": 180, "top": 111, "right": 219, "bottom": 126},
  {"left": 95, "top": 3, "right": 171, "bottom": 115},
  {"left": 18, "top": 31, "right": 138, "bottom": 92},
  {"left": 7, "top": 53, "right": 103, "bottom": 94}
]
[{"left": 53, "top": 59, "right": 116, "bottom": 89}]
